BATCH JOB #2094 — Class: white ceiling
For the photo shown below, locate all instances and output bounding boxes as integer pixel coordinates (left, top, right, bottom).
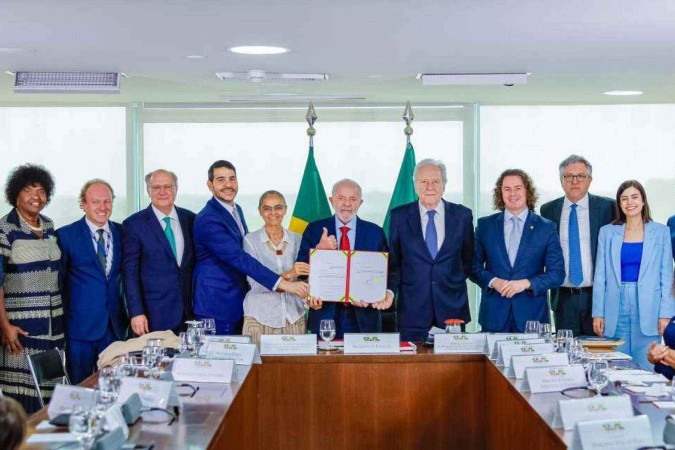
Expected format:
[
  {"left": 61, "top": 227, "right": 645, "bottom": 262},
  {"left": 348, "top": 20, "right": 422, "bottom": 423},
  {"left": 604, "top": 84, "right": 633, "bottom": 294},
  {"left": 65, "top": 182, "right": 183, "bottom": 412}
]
[{"left": 1, "top": 0, "right": 675, "bottom": 105}]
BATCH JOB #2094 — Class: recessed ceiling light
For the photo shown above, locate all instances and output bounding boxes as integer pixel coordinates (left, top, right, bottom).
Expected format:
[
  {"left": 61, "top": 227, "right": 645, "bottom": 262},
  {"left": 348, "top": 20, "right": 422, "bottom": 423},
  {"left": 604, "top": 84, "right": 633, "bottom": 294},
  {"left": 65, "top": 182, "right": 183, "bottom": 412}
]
[
  {"left": 229, "top": 46, "right": 289, "bottom": 55},
  {"left": 186, "top": 55, "right": 206, "bottom": 60},
  {"left": 604, "top": 90, "right": 644, "bottom": 96}
]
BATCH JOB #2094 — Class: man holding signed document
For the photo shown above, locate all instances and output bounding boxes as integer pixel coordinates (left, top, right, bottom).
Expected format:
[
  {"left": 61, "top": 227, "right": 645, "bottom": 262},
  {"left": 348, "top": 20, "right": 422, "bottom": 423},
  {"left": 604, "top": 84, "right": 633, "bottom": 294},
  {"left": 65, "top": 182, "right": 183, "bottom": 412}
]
[{"left": 297, "top": 179, "right": 393, "bottom": 338}]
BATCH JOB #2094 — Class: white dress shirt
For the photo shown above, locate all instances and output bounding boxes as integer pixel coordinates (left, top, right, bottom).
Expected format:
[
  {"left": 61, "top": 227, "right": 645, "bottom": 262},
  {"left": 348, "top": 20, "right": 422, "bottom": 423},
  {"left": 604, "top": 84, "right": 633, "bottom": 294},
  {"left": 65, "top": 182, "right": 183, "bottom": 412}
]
[
  {"left": 151, "top": 205, "right": 184, "bottom": 264},
  {"left": 334, "top": 215, "right": 357, "bottom": 250},
  {"left": 560, "top": 194, "right": 593, "bottom": 287},
  {"left": 242, "top": 227, "right": 306, "bottom": 328},
  {"left": 85, "top": 217, "right": 112, "bottom": 276},
  {"left": 418, "top": 200, "right": 445, "bottom": 251}
]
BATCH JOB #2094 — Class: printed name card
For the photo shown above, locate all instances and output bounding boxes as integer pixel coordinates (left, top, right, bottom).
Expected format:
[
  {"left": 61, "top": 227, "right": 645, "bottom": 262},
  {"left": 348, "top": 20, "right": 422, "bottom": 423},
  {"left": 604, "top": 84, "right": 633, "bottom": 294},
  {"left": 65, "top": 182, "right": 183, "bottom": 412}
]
[
  {"left": 47, "top": 385, "right": 96, "bottom": 419},
  {"left": 199, "top": 335, "right": 252, "bottom": 357},
  {"left": 117, "top": 377, "right": 180, "bottom": 409},
  {"left": 510, "top": 352, "right": 568, "bottom": 378},
  {"left": 552, "top": 395, "right": 634, "bottom": 431},
  {"left": 522, "top": 365, "right": 586, "bottom": 393},
  {"left": 434, "top": 333, "right": 487, "bottom": 354},
  {"left": 498, "top": 343, "right": 555, "bottom": 368},
  {"left": 104, "top": 405, "right": 129, "bottom": 439},
  {"left": 570, "top": 415, "right": 653, "bottom": 450},
  {"left": 205, "top": 342, "right": 261, "bottom": 365},
  {"left": 487, "top": 333, "right": 538, "bottom": 359},
  {"left": 344, "top": 333, "right": 400, "bottom": 354},
  {"left": 172, "top": 358, "right": 234, "bottom": 384},
  {"left": 260, "top": 334, "right": 317, "bottom": 355},
  {"left": 495, "top": 338, "right": 546, "bottom": 361}
]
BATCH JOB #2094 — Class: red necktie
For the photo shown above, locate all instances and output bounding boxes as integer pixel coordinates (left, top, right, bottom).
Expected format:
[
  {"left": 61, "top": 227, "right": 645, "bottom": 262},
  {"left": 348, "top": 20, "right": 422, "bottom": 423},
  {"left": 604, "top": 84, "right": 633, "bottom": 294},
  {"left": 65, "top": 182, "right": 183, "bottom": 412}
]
[
  {"left": 340, "top": 226, "right": 351, "bottom": 307},
  {"left": 339, "top": 226, "right": 351, "bottom": 251}
]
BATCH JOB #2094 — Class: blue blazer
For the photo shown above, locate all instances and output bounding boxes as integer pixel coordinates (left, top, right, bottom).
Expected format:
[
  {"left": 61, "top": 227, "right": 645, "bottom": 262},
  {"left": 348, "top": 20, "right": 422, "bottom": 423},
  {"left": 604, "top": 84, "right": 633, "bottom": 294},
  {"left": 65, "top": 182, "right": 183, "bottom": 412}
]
[
  {"left": 592, "top": 221, "right": 675, "bottom": 337},
  {"left": 193, "top": 198, "right": 279, "bottom": 327},
  {"left": 297, "top": 215, "right": 388, "bottom": 333},
  {"left": 57, "top": 217, "right": 127, "bottom": 341},
  {"left": 122, "top": 205, "right": 196, "bottom": 333},
  {"left": 472, "top": 211, "right": 565, "bottom": 332},
  {"left": 388, "top": 200, "right": 475, "bottom": 334}
]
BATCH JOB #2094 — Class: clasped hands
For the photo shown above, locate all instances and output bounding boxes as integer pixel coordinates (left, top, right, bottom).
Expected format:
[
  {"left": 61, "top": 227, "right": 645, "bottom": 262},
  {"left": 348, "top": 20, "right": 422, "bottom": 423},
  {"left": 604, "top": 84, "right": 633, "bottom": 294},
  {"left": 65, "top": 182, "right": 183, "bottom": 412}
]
[{"left": 491, "top": 278, "right": 531, "bottom": 298}]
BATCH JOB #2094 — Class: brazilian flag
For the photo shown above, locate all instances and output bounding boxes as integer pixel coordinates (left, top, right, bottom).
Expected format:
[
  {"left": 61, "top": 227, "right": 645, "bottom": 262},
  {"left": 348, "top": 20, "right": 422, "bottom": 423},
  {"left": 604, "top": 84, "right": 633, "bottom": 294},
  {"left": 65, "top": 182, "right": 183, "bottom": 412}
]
[
  {"left": 383, "top": 142, "right": 418, "bottom": 240},
  {"left": 289, "top": 146, "right": 331, "bottom": 234}
]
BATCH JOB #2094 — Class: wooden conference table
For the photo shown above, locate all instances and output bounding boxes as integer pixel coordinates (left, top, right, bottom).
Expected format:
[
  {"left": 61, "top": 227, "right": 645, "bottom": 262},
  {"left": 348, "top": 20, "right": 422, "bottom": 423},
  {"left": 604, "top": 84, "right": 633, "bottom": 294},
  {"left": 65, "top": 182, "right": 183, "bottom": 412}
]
[{"left": 26, "top": 347, "right": 668, "bottom": 449}]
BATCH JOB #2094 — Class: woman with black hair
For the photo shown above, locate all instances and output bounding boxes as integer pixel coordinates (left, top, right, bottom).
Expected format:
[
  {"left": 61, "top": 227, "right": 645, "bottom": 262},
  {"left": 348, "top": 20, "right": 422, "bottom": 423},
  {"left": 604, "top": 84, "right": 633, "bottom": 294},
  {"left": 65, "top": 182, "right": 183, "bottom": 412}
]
[{"left": 0, "top": 164, "right": 64, "bottom": 413}]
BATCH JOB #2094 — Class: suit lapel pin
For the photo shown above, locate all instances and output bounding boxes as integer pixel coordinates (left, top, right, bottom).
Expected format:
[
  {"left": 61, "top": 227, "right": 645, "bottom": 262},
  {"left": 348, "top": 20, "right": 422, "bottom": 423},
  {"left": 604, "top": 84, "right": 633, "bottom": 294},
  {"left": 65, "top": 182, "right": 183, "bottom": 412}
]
[{"left": 530, "top": 225, "right": 534, "bottom": 230}]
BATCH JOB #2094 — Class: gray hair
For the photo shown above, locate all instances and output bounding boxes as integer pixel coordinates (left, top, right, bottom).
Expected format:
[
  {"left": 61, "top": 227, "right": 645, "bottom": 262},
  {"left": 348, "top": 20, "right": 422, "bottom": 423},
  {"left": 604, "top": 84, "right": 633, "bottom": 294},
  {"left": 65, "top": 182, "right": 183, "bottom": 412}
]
[
  {"left": 414, "top": 158, "right": 448, "bottom": 183},
  {"left": 258, "top": 190, "right": 287, "bottom": 208},
  {"left": 145, "top": 169, "right": 178, "bottom": 191},
  {"left": 558, "top": 154, "right": 593, "bottom": 178},
  {"left": 332, "top": 179, "right": 362, "bottom": 199}
]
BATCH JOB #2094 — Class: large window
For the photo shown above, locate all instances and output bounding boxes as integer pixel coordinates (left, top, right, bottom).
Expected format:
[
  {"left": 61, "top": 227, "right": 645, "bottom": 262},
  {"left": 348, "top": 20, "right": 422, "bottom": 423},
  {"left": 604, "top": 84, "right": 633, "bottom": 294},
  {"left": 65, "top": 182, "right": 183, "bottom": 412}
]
[
  {"left": 144, "top": 121, "right": 463, "bottom": 231},
  {"left": 0, "top": 107, "right": 127, "bottom": 227},
  {"left": 480, "top": 105, "right": 675, "bottom": 223}
]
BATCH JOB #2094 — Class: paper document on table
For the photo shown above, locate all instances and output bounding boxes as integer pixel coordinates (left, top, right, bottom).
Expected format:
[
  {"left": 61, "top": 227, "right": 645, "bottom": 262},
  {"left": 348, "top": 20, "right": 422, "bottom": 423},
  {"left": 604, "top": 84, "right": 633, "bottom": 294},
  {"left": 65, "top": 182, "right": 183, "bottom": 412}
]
[{"left": 309, "top": 249, "right": 388, "bottom": 303}]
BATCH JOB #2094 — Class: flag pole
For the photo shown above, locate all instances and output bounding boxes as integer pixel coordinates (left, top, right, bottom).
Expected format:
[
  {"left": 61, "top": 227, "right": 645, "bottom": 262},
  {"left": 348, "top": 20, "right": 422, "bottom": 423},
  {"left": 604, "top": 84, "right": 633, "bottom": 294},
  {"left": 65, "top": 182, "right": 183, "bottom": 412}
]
[
  {"left": 306, "top": 101, "right": 317, "bottom": 147},
  {"left": 403, "top": 100, "right": 414, "bottom": 144}
]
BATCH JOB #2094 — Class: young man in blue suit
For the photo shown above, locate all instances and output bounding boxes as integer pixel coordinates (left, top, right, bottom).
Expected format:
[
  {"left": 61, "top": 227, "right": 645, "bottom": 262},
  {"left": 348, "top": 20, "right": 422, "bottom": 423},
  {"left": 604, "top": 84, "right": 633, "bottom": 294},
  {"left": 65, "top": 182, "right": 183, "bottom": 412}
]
[
  {"left": 123, "top": 169, "right": 196, "bottom": 336},
  {"left": 57, "top": 180, "right": 128, "bottom": 384},
  {"left": 297, "top": 179, "right": 393, "bottom": 338},
  {"left": 193, "top": 160, "right": 308, "bottom": 335},
  {"left": 540, "top": 155, "right": 615, "bottom": 336},
  {"left": 472, "top": 169, "right": 565, "bottom": 333},
  {"left": 388, "top": 160, "right": 474, "bottom": 342}
]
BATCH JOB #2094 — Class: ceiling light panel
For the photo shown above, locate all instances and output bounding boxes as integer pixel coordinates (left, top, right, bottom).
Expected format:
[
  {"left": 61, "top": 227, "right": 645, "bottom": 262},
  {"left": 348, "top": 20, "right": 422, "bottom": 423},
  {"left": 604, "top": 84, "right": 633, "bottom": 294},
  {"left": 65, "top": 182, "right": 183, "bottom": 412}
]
[
  {"left": 13, "top": 71, "right": 121, "bottom": 93},
  {"left": 417, "top": 73, "right": 529, "bottom": 86},
  {"left": 229, "top": 46, "right": 289, "bottom": 55}
]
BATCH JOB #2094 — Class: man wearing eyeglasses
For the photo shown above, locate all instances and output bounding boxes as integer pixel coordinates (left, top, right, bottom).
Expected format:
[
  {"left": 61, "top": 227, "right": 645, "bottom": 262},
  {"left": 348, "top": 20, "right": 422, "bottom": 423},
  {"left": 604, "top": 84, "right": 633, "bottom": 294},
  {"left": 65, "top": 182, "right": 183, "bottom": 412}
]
[
  {"left": 540, "top": 155, "right": 615, "bottom": 337},
  {"left": 388, "top": 159, "right": 475, "bottom": 341},
  {"left": 122, "top": 169, "right": 196, "bottom": 335}
]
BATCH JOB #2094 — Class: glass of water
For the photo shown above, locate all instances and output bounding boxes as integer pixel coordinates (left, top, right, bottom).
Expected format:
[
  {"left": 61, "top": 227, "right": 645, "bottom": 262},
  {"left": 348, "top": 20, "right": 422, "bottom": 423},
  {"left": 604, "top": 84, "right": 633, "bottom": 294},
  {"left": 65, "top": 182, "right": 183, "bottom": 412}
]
[
  {"left": 556, "top": 329, "right": 573, "bottom": 352},
  {"left": 587, "top": 360, "right": 609, "bottom": 396},
  {"left": 538, "top": 323, "right": 551, "bottom": 341},
  {"left": 69, "top": 406, "right": 101, "bottom": 450},
  {"left": 201, "top": 318, "right": 216, "bottom": 335},
  {"left": 319, "top": 319, "right": 336, "bottom": 350},
  {"left": 97, "top": 367, "right": 121, "bottom": 406},
  {"left": 117, "top": 353, "right": 136, "bottom": 378},
  {"left": 525, "top": 321, "right": 540, "bottom": 335}
]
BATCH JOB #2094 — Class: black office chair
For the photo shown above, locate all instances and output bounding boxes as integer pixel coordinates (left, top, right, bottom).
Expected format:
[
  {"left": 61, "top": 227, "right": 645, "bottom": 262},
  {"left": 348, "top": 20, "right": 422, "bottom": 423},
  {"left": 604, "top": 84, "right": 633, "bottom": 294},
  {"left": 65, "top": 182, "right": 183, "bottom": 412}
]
[{"left": 26, "top": 347, "right": 70, "bottom": 408}]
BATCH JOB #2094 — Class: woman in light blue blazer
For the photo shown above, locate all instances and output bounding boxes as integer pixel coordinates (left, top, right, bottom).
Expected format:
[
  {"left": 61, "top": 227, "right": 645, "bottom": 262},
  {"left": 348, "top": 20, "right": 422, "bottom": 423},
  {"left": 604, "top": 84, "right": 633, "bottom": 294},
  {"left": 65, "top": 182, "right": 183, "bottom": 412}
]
[{"left": 592, "top": 180, "right": 674, "bottom": 369}]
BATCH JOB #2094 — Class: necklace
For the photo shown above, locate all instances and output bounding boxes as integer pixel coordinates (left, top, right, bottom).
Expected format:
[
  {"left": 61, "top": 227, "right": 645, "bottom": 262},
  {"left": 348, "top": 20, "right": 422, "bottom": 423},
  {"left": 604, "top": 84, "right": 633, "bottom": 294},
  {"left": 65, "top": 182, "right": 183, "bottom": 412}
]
[
  {"left": 266, "top": 240, "right": 288, "bottom": 256},
  {"left": 16, "top": 210, "right": 42, "bottom": 232}
]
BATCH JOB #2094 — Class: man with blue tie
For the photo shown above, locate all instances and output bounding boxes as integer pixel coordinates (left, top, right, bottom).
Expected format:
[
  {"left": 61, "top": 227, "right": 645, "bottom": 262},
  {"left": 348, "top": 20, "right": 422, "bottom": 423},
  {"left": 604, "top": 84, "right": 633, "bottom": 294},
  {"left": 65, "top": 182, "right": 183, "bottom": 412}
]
[
  {"left": 57, "top": 180, "right": 128, "bottom": 383},
  {"left": 388, "top": 159, "right": 475, "bottom": 341},
  {"left": 472, "top": 169, "right": 565, "bottom": 332},
  {"left": 193, "top": 160, "right": 308, "bottom": 335},
  {"left": 123, "top": 169, "right": 196, "bottom": 336},
  {"left": 297, "top": 179, "right": 393, "bottom": 338},
  {"left": 540, "top": 155, "right": 615, "bottom": 336}
]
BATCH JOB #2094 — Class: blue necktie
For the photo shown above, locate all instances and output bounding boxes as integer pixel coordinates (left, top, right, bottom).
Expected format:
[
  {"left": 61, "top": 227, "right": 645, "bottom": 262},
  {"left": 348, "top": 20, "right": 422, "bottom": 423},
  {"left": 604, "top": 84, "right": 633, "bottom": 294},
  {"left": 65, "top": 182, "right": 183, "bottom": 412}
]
[
  {"left": 163, "top": 217, "right": 177, "bottom": 260},
  {"left": 425, "top": 210, "right": 438, "bottom": 259},
  {"left": 568, "top": 204, "right": 583, "bottom": 286}
]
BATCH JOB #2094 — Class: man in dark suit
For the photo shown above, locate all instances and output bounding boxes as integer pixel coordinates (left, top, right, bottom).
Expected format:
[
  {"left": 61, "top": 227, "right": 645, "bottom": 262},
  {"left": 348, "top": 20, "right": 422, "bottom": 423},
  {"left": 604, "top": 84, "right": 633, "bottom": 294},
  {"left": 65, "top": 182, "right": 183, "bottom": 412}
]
[
  {"left": 473, "top": 169, "right": 565, "bottom": 332},
  {"left": 540, "top": 155, "right": 615, "bottom": 336},
  {"left": 388, "top": 159, "right": 474, "bottom": 341},
  {"left": 57, "top": 179, "right": 128, "bottom": 383},
  {"left": 193, "top": 160, "right": 308, "bottom": 335},
  {"left": 122, "top": 169, "right": 196, "bottom": 335},
  {"left": 297, "top": 179, "right": 392, "bottom": 338}
]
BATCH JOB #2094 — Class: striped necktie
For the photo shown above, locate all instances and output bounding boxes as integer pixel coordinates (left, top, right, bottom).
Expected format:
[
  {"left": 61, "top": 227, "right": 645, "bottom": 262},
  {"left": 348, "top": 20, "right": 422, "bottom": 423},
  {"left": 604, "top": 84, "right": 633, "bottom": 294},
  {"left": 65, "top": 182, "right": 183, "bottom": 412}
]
[{"left": 96, "top": 229, "right": 107, "bottom": 273}]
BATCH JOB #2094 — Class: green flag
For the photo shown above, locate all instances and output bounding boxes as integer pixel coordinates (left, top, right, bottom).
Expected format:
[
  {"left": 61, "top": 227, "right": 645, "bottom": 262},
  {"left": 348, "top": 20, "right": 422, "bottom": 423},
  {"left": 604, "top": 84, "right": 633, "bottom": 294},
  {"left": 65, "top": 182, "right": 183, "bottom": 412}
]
[
  {"left": 289, "top": 145, "right": 331, "bottom": 234},
  {"left": 383, "top": 142, "right": 418, "bottom": 239}
]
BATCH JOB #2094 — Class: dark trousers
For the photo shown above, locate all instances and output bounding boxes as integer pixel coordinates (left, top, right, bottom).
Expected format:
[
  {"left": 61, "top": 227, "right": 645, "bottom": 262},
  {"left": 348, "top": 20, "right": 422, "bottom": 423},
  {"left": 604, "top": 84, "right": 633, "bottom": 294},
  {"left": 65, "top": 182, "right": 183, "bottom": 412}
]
[
  {"left": 66, "top": 321, "right": 117, "bottom": 385},
  {"left": 482, "top": 307, "right": 520, "bottom": 333},
  {"left": 203, "top": 316, "right": 243, "bottom": 335},
  {"left": 335, "top": 305, "right": 360, "bottom": 339},
  {"left": 554, "top": 289, "right": 594, "bottom": 337}
]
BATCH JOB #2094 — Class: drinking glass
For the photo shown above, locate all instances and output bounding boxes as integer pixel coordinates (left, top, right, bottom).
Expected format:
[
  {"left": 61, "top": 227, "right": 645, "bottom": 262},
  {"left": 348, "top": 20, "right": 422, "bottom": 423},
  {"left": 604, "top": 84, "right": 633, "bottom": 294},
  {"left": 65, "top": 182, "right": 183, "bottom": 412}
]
[
  {"left": 525, "top": 321, "right": 540, "bottom": 335},
  {"left": 97, "top": 367, "right": 121, "bottom": 406},
  {"left": 556, "top": 329, "right": 573, "bottom": 352},
  {"left": 201, "top": 318, "right": 216, "bottom": 335},
  {"left": 319, "top": 320, "right": 336, "bottom": 350},
  {"left": 587, "top": 360, "right": 609, "bottom": 396},
  {"left": 69, "top": 406, "right": 101, "bottom": 450},
  {"left": 179, "top": 332, "right": 194, "bottom": 355},
  {"left": 538, "top": 323, "right": 551, "bottom": 341},
  {"left": 117, "top": 354, "right": 136, "bottom": 378}
]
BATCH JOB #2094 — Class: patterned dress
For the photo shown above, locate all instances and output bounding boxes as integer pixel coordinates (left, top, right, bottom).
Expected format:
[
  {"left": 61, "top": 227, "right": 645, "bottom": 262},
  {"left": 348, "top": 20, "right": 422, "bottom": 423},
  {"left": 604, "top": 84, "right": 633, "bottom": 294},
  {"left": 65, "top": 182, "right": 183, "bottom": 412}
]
[{"left": 0, "top": 208, "right": 64, "bottom": 414}]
